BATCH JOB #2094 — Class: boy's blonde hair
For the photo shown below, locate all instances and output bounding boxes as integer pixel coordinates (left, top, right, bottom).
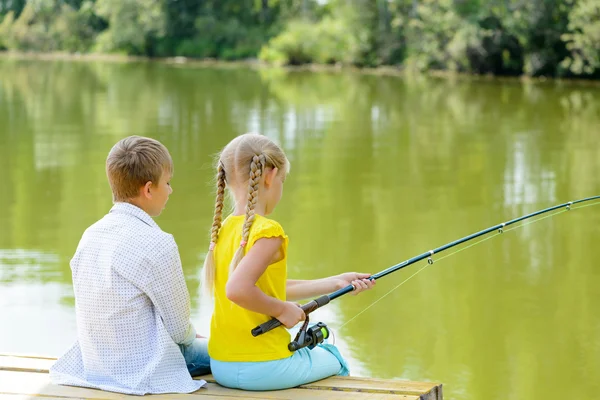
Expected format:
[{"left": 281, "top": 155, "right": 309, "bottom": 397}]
[
  {"left": 106, "top": 136, "right": 173, "bottom": 202},
  {"left": 204, "top": 133, "right": 289, "bottom": 291}
]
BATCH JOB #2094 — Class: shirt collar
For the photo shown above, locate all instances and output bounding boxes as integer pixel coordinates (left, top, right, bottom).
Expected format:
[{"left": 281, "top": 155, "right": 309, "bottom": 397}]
[{"left": 110, "top": 202, "right": 159, "bottom": 229}]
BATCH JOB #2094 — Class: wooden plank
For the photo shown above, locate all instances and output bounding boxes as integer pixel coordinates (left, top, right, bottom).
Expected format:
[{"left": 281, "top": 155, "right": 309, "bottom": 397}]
[
  {"left": 0, "top": 354, "right": 56, "bottom": 360},
  {"left": 0, "top": 395, "right": 80, "bottom": 400},
  {"left": 0, "top": 355, "right": 55, "bottom": 373},
  {"left": 0, "top": 355, "right": 221, "bottom": 384},
  {"left": 300, "top": 376, "right": 441, "bottom": 395},
  {"left": 0, "top": 371, "right": 419, "bottom": 400},
  {"left": 421, "top": 384, "right": 443, "bottom": 400},
  {"left": 0, "top": 355, "right": 441, "bottom": 399}
]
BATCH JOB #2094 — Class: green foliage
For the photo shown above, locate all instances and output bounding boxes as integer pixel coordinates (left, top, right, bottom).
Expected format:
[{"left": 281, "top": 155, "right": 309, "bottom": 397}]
[
  {"left": 259, "top": 20, "right": 315, "bottom": 65},
  {"left": 173, "top": 16, "right": 267, "bottom": 60},
  {"left": 562, "top": 0, "right": 600, "bottom": 76},
  {"left": 0, "top": 0, "right": 99, "bottom": 52},
  {"left": 515, "top": 0, "right": 572, "bottom": 77},
  {"left": 0, "top": 0, "right": 26, "bottom": 18},
  {"left": 404, "top": 0, "right": 465, "bottom": 71},
  {"left": 0, "top": 11, "right": 14, "bottom": 50},
  {"left": 0, "top": 0, "right": 599, "bottom": 77},
  {"left": 94, "top": 0, "right": 166, "bottom": 55},
  {"left": 402, "top": 0, "right": 523, "bottom": 75},
  {"left": 51, "top": 2, "right": 98, "bottom": 52},
  {"left": 1, "top": 1, "right": 56, "bottom": 51},
  {"left": 259, "top": 17, "right": 364, "bottom": 65}
]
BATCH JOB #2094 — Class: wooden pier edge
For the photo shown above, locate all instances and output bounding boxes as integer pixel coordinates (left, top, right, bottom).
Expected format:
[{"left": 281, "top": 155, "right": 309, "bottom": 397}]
[{"left": 0, "top": 354, "right": 443, "bottom": 400}]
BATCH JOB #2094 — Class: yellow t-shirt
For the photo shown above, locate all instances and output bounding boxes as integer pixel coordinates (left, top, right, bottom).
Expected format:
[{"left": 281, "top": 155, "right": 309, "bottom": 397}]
[{"left": 207, "top": 214, "right": 293, "bottom": 362}]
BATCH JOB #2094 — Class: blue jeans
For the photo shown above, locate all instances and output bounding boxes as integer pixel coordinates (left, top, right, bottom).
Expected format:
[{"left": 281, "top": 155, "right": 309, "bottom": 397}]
[{"left": 179, "top": 338, "right": 211, "bottom": 377}]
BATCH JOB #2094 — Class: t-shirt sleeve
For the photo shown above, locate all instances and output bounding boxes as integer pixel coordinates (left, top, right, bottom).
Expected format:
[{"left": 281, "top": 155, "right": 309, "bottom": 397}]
[{"left": 248, "top": 218, "right": 289, "bottom": 259}]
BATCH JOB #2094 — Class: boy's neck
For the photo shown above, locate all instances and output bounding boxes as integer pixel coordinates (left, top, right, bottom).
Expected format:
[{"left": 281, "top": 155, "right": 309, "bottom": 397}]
[{"left": 122, "top": 198, "right": 154, "bottom": 217}]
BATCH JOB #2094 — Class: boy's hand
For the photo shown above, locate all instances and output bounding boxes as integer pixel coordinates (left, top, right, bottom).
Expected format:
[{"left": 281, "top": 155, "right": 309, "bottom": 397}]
[
  {"left": 275, "top": 301, "right": 306, "bottom": 328},
  {"left": 334, "top": 272, "right": 375, "bottom": 295},
  {"left": 196, "top": 333, "right": 207, "bottom": 339}
]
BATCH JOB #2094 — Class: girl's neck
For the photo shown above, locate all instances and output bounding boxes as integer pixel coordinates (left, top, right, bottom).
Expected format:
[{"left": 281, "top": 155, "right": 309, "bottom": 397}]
[{"left": 233, "top": 199, "right": 267, "bottom": 217}]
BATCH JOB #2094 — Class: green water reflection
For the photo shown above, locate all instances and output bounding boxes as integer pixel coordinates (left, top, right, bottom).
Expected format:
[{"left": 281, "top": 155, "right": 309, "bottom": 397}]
[{"left": 1, "top": 59, "right": 599, "bottom": 399}]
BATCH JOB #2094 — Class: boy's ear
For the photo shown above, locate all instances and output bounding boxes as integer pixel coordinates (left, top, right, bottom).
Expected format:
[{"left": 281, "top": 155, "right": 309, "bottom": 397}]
[
  {"left": 142, "top": 181, "right": 153, "bottom": 199},
  {"left": 264, "top": 167, "right": 278, "bottom": 188}
]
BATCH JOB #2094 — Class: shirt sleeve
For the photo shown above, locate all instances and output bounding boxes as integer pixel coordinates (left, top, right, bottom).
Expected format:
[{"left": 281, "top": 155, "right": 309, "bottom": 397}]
[
  {"left": 248, "top": 219, "right": 289, "bottom": 259},
  {"left": 144, "top": 234, "right": 196, "bottom": 346}
]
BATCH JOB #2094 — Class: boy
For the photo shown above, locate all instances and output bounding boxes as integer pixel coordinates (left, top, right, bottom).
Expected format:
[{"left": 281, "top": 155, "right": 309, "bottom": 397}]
[{"left": 50, "top": 136, "right": 209, "bottom": 395}]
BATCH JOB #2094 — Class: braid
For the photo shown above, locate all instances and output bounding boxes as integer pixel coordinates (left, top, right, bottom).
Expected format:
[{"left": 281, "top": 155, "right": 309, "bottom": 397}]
[
  {"left": 241, "top": 155, "right": 264, "bottom": 245},
  {"left": 203, "top": 161, "right": 227, "bottom": 293},
  {"left": 210, "top": 162, "right": 226, "bottom": 244},
  {"left": 229, "top": 154, "right": 265, "bottom": 273}
]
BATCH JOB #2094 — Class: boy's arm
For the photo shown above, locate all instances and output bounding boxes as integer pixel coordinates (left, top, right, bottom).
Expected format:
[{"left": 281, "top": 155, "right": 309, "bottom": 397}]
[{"left": 145, "top": 235, "right": 196, "bottom": 346}]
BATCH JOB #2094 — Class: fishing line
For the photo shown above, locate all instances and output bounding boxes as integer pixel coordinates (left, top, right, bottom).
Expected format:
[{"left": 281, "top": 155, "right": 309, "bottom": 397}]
[
  {"left": 337, "top": 202, "right": 599, "bottom": 330},
  {"left": 251, "top": 197, "right": 600, "bottom": 339}
]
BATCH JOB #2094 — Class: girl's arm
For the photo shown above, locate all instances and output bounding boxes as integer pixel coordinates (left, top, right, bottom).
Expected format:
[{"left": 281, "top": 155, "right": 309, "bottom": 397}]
[
  {"left": 287, "top": 273, "right": 375, "bottom": 302},
  {"left": 286, "top": 279, "right": 337, "bottom": 301},
  {"left": 226, "top": 237, "right": 305, "bottom": 328}
]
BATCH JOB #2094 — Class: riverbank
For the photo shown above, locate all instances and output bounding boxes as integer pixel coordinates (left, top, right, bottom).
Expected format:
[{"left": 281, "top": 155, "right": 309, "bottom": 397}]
[{"left": 3, "top": 50, "right": 600, "bottom": 88}]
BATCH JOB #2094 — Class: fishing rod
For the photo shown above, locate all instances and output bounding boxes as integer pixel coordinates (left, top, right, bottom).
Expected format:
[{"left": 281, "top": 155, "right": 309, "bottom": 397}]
[{"left": 251, "top": 195, "right": 600, "bottom": 348}]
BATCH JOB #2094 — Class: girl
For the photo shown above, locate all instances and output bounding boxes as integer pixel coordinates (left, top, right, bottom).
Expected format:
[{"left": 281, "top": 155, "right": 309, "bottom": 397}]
[{"left": 203, "top": 133, "right": 375, "bottom": 391}]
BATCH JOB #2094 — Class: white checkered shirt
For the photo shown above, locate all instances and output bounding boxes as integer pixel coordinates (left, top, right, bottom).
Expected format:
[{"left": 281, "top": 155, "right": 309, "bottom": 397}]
[{"left": 50, "top": 202, "right": 205, "bottom": 394}]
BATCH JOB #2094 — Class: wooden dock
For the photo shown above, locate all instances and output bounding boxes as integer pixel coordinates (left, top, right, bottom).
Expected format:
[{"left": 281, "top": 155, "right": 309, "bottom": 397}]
[{"left": 0, "top": 354, "right": 442, "bottom": 399}]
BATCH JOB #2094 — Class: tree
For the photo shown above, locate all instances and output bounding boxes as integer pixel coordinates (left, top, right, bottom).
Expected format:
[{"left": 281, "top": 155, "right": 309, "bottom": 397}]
[
  {"left": 562, "top": 0, "right": 600, "bottom": 76},
  {"left": 94, "top": 0, "right": 166, "bottom": 55},
  {"left": 0, "top": 0, "right": 25, "bottom": 17}
]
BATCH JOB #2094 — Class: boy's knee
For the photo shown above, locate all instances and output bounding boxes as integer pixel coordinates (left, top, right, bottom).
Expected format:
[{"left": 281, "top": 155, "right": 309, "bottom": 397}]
[{"left": 187, "top": 363, "right": 211, "bottom": 377}]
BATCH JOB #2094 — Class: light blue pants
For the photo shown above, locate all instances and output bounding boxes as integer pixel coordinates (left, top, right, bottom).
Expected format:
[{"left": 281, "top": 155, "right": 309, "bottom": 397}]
[
  {"left": 179, "top": 338, "right": 211, "bottom": 377},
  {"left": 210, "top": 343, "right": 349, "bottom": 391}
]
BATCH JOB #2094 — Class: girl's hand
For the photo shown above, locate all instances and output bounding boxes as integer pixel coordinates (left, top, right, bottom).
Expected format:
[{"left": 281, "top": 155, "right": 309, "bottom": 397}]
[
  {"left": 275, "top": 301, "right": 306, "bottom": 328},
  {"left": 334, "top": 272, "right": 375, "bottom": 295}
]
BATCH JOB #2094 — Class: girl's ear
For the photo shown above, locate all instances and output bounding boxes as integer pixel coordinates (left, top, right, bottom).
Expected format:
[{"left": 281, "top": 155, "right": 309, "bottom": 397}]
[{"left": 264, "top": 167, "right": 279, "bottom": 188}]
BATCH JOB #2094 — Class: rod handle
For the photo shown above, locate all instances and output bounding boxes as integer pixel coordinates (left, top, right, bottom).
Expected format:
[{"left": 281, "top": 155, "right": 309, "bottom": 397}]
[
  {"left": 251, "top": 295, "right": 331, "bottom": 337},
  {"left": 251, "top": 318, "right": 282, "bottom": 337}
]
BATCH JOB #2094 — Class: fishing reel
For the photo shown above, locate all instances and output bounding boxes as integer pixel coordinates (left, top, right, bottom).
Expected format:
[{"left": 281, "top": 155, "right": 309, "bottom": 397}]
[{"left": 288, "top": 316, "right": 330, "bottom": 352}]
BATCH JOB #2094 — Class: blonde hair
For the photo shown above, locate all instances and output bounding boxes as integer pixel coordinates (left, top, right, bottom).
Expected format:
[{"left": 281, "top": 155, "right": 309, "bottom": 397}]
[
  {"left": 106, "top": 136, "right": 173, "bottom": 202},
  {"left": 203, "top": 133, "right": 288, "bottom": 291}
]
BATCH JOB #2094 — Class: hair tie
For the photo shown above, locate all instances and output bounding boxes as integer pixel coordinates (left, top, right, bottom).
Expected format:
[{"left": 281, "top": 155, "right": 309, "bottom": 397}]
[
  {"left": 209, "top": 242, "right": 216, "bottom": 251},
  {"left": 240, "top": 240, "right": 247, "bottom": 248}
]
